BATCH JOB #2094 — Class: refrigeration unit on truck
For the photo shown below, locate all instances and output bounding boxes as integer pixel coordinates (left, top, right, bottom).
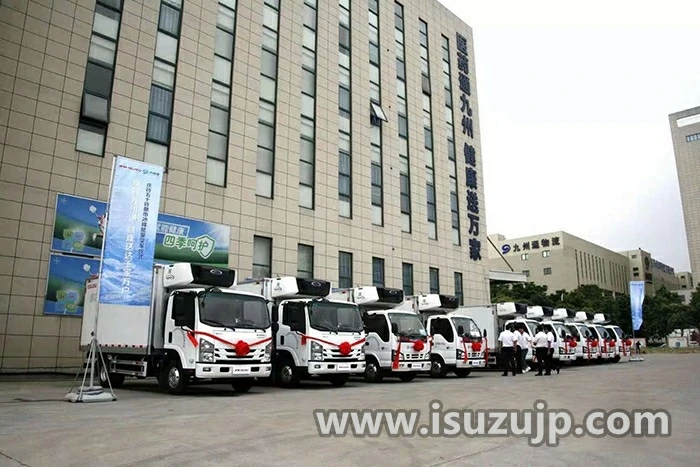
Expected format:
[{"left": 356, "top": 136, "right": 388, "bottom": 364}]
[
  {"left": 605, "top": 324, "right": 632, "bottom": 362},
  {"left": 411, "top": 294, "right": 486, "bottom": 378},
  {"left": 80, "top": 263, "right": 273, "bottom": 395},
  {"left": 236, "top": 277, "right": 366, "bottom": 387},
  {"left": 460, "top": 302, "right": 535, "bottom": 367},
  {"left": 525, "top": 306, "right": 576, "bottom": 363},
  {"left": 564, "top": 311, "right": 599, "bottom": 363},
  {"left": 331, "top": 286, "right": 431, "bottom": 383}
]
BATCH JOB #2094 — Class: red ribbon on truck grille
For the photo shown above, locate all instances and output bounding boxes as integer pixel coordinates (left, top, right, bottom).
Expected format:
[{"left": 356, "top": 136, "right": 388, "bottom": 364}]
[
  {"left": 392, "top": 337, "right": 425, "bottom": 370},
  {"left": 186, "top": 330, "right": 272, "bottom": 356},
  {"left": 299, "top": 334, "right": 366, "bottom": 356}
]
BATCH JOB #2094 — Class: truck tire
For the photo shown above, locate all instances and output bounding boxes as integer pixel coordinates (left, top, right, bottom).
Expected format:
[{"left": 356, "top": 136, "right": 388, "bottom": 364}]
[
  {"left": 429, "top": 357, "right": 448, "bottom": 378},
  {"left": 398, "top": 373, "right": 416, "bottom": 382},
  {"left": 276, "top": 357, "right": 300, "bottom": 387},
  {"left": 160, "top": 358, "right": 188, "bottom": 395},
  {"left": 231, "top": 378, "right": 254, "bottom": 393},
  {"left": 328, "top": 374, "right": 349, "bottom": 387},
  {"left": 364, "top": 357, "right": 383, "bottom": 383},
  {"left": 453, "top": 368, "right": 471, "bottom": 378},
  {"left": 98, "top": 359, "right": 125, "bottom": 388}
]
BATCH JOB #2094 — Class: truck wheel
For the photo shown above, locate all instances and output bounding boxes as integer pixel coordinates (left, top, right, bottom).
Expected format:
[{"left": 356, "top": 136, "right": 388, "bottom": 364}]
[
  {"left": 232, "top": 378, "right": 254, "bottom": 393},
  {"left": 398, "top": 373, "right": 416, "bottom": 382},
  {"left": 328, "top": 374, "right": 350, "bottom": 387},
  {"left": 276, "top": 358, "right": 300, "bottom": 387},
  {"left": 364, "top": 358, "right": 383, "bottom": 383},
  {"left": 453, "top": 369, "right": 471, "bottom": 378},
  {"left": 98, "top": 359, "right": 125, "bottom": 388},
  {"left": 429, "top": 357, "right": 448, "bottom": 378},
  {"left": 160, "top": 359, "right": 188, "bottom": 395}
]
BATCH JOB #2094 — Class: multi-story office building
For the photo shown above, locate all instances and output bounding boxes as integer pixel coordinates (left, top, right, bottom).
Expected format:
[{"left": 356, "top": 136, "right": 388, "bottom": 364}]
[
  {"left": 0, "top": 0, "right": 488, "bottom": 372},
  {"left": 670, "top": 107, "right": 700, "bottom": 278},
  {"left": 676, "top": 271, "right": 694, "bottom": 291},
  {"left": 487, "top": 232, "right": 682, "bottom": 296}
]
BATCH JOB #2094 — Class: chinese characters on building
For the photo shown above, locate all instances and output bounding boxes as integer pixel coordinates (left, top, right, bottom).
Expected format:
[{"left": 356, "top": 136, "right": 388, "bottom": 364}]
[
  {"left": 501, "top": 236, "right": 561, "bottom": 254},
  {"left": 456, "top": 32, "right": 480, "bottom": 261}
]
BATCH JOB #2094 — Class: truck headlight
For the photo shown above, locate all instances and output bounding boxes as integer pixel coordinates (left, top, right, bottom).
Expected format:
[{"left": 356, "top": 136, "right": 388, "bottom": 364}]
[
  {"left": 199, "top": 338, "right": 215, "bottom": 363},
  {"left": 456, "top": 349, "right": 464, "bottom": 359},
  {"left": 358, "top": 346, "right": 365, "bottom": 360},
  {"left": 263, "top": 343, "right": 272, "bottom": 362},
  {"left": 310, "top": 341, "right": 323, "bottom": 361}
]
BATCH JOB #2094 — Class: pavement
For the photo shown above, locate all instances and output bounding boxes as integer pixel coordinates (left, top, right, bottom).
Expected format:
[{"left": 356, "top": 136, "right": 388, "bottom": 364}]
[{"left": 0, "top": 355, "right": 698, "bottom": 467}]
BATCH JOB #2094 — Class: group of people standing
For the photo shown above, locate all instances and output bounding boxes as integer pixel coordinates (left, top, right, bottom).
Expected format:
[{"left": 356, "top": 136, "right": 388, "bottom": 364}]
[{"left": 498, "top": 324, "right": 561, "bottom": 376}]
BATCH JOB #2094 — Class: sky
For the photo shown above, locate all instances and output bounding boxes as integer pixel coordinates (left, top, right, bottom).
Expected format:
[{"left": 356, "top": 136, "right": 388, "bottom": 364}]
[{"left": 438, "top": 0, "right": 700, "bottom": 272}]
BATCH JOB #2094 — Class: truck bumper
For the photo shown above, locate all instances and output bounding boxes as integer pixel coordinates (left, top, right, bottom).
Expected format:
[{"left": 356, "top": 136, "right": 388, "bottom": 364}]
[
  {"left": 560, "top": 354, "right": 577, "bottom": 361},
  {"left": 307, "top": 361, "right": 365, "bottom": 375},
  {"left": 196, "top": 363, "right": 272, "bottom": 379},
  {"left": 392, "top": 360, "right": 431, "bottom": 372},
  {"left": 456, "top": 359, "right": 485, "bottom": 368}
]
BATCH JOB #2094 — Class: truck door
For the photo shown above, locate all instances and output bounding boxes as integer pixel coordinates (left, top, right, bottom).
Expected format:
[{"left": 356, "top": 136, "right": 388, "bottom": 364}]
[
  {"left": 280, "top": 301, "right": 306, "bottom": 366},
  {"left": 363, "top": 314, "right": 390, "bottom": 367},
  {"left": 428, "top": 317, "right": 454, "bottom": 353}
]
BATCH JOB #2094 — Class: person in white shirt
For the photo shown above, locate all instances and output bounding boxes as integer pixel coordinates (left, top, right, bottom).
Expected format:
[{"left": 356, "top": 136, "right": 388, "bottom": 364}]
[
  {"left": 515, "top": 325, "right": 532, "bottom": 374},
  {"left": 532, "top": 325, "right": 550, "bottom": 376},
  {"left": 545, "top": 326, "right": 556, "bottom": 375},
  {"left": 498, "top": 324, "right": 517, "bottom": 376}
]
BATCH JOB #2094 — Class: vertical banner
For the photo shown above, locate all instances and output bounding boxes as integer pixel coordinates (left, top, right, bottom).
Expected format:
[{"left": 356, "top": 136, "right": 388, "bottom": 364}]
[
  {"left": 98, "top": 156, "right": 164, "bottom": 309},
  {"left": 629, "top": 281, "right": 645, "bottom": 331}
]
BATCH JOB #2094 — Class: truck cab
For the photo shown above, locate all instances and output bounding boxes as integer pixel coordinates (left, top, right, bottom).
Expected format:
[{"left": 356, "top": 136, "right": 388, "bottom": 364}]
[
  {"left": 411, "top": 295, "right": 486, "bottom": 378},
  {"left": 236, "top": 277, "right": 366, "bottom": 387},
  {"left": 565, "top": 311, "right": 598, "bottom": 363},
  {"left": 551, "top": 308, "right": 577, "bottom": 363},
  {"left": 83, "top": 263, "right": 273, "bottom": 395},
  {"left": 585, "top": 314, "right": 614, "bottom": 362},
  {"left": 331, "top": 287, "right": 431, "bottom": 383},
  {"left": 606, "top": 324, "right": 631, "bottom": 362}
]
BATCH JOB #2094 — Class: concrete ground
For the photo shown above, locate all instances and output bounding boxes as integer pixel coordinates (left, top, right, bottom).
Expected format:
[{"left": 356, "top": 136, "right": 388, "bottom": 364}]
[{"left": 0, "top": 355, "right": 698, "bottom": 467}]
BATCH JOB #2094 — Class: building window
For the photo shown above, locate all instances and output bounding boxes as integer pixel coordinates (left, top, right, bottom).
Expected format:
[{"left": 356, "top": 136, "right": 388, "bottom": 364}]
[
  {"left": 205, "top": 0, "right": 238, "bottom": 186},
  {"left": 521, "top": 253, "right": 529, "bottom": 261},
  {"left": 256, "top": 0, "right": 281, "bottom": 198},
  {"left": 372, "top": 257, "right": 385, "bottom": 287},
  {"left": 522, "top": 270, "right": 530, "bottom": 277},
  {"left": 633, "top": 272, "right": 640, "bottom": 277},
  {"left": 686, "top": 132, "right": 700, "bottom": 142},
  {"left": 253, "top": 236, "right": 272, "bottom": 278},
  {"left": 76, "top": 0, "right": 125, "bottom": 157},
  {"left": 420, "top": 19, "right": 437, "bottom": 240},
  {"left": 144, "top": 0, "right": 183, "bottom": 167},
  {"left": 299, "top": 0, "right": 318, "bottom": 208},
  {"left": 395, "top": 2, "right": 411, "bottom": 233},
  {"left": 297, "top": 244, "right": 314, "bottom": 279},
  {"left": 543, "top": 267, "right": 552, "bottom": 275},
  {"left": 542, "top": 250, "right": 551, "bottom": 258},
  {"left": 429, "top": 267, "right": 439, "bottom": 294},
  {"left": 338, "top": 0, "right": 353, "bottom": 218},
  {"left": 402, "top": 262, "right": 413, "bottom": 296},
  {"left": 339, "top": 251, "right": 353, "bottom": 288},
  {"left": 454, "top": 272, "right": 463, "bottom": 306},
  {"left": 368, "top": 0, "right": 383, "bottom": 226}
]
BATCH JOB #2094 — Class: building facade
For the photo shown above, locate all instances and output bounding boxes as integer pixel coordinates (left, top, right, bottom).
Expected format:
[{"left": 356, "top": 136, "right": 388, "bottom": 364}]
[
  {"left": 670, "top": 107, "right": 700, "bottom": 278},
  {"left": 0, "top": 0, "right": 489, "bottom": 372},
  {"left": 676, "top": 271, "right": 694, "bottom": 291},
  {"left": 620, "top": 249, "right": 680, "bottom": 292}
]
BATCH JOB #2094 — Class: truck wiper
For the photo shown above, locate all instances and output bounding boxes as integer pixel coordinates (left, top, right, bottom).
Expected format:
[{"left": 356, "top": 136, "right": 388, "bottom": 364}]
[
  {"left": 313, "top": 324, "right": 338, "bottom": 333},
  {"left": 337, "top": 325, "right": 361, "bottom": 332},
  {"left": 201, "top": 319, "right": 235, "bottom": 330}
]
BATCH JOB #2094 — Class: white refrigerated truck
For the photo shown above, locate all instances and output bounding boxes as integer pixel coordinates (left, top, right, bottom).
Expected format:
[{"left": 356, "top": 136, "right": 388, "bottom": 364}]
[
  {"left": 330, "top": 286, "right": 431, "bottom": 383},
  {"left": 585, "top": 313, "right": 615, "bottom": 362},
  {"left": 80, "top": 263, "right": 273, "bottom": 395},
  {"left": 526, "top": 306, "right": 577, "bottom": 363},
  {"left": 606, "top": 324, "right": 632, "bottom": 362},
  {"left": 405, "top": 294, "right": 486, "bottom": 378},
  {"left": 564, "top": 311, "right": 598, "bottom": 363},
  {"left": 236, "top": 277, "right": 366, "bottom": 387}
]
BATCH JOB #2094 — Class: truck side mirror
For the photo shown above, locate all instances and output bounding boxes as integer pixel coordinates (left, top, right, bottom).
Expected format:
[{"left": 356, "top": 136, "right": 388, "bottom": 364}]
[
  {"left": 271, "top": 322, "right": 279, "bottom": 334},
  {"left": 560, "top": 330, "right": 566, "bottom": 339},
  {"left": 457, "top": 325, "right": 465, "bottom": 337},
  {"left": 391, "top": 322, "right": 399, "bottom": 335},
  {"left": 482, "top": 329, "right": 487, "bottom": 338}
]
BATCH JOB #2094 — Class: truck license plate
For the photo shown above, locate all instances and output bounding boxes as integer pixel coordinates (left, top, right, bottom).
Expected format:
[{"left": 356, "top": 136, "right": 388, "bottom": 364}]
[
  {"left": 337, "top": 363, "right": 351, "bottom": 371},
  {"left": 232, "top": 367, "right": 251, "bottom": 375}
]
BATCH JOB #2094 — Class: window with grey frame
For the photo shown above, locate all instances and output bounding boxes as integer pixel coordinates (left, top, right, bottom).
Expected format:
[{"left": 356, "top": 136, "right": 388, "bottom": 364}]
[
  {"left": 372, "top": 257, "right": 385, "bottom": 288},
  {"left": 299, "top": 0, "right": 318, "bottom": 209},
  {"left": 429, "top": 267, "right": 439, "bottom": 294},
  {"left": 297, "top": 244, "right": 314, "bottom": 279},
  {"left": 76, "top": 0, "right": 124, "bottom": 157},
  {"left": 338, "top": 0, "right": 352, "bottom": 218},
  {"left": 256, "top": 0, "right": 281, "bottom": 199},
  {"left": 253, "top": 236, "right": 272, "bottom": 278},
  {"left": 205, "top": 0, "right": 238, "bottom": 187},
  {"left": 369, "top": 0, "right": 384, "bottom": 226},
  {"left": 339, "top": 251, "right": 353, "bottom": 288},
  {"left": 454, "top": 272, "right": 463, "bottom": 306},
  {"left": 442, "top": 35, "right": 461, "bottom": 245},
  {"left": 420, "top": 19, "right": 437, "bottom": 240},
  {"left": 144, "top": 0, "right": 184, "bottom": 168},
  {"left": 395, "top": 2, "right": 411, "bottom": 233},
  {"left": 402, "top": 262, "right": 414, "bottom": 296}
]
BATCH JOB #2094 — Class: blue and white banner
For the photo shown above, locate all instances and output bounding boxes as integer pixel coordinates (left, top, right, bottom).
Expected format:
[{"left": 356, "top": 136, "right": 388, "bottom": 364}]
[
  {"left": 629, "top": 281, "right": 645, "bottom": 332},
  {"left": 98, "top": 156, "right": 164, "bottom": 308}
]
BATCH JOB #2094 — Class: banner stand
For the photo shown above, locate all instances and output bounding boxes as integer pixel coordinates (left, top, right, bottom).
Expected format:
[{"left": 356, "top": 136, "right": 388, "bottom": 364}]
[{"left": 629, "top": 281, "right": 646, "bottom": 363}]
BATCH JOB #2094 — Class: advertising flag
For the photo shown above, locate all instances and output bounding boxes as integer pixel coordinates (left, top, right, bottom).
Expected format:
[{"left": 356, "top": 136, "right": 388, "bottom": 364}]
[
  {"left": 629, "top": 281, "right": 645, "bottom": 332},
  {"left": 98, "top": 156, "right": 164, "bottom": 308}
]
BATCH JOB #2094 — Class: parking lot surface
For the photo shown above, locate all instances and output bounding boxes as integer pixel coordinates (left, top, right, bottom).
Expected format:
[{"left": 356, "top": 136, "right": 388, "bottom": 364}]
[{"left": 1, "top": 355, "right": 698, "bottom": 467}]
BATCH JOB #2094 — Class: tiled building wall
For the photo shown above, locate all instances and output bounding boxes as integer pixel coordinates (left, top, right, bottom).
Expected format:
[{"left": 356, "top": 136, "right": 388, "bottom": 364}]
[{"left": 0, "top": 0, "right": 489, "bottom": 372}]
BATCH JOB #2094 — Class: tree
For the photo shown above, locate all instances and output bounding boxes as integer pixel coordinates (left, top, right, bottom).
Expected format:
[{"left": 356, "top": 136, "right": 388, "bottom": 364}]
[{"left": 490, "top": 282, "right": 554, "bottom": 306}]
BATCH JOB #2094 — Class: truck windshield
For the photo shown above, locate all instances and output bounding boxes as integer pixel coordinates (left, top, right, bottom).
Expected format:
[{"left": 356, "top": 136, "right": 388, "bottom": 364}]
[
  {"left": 566, "top": 325, "right": 581, "bottom": 339},
  {"left": 552, "top": 323, "right": 569, "bottom": 340},
  {"left": 613, "top": 326, "right": 625, "bottom": 339},
  {"left": 199, "top": 291, "right": 270, "bottom": 330},
  {"left": 452, "top": 317, "right": 481, "bottom": 338},
  {"left": 308, "top": 301, "right": 363, "bottom": 333},
  {"left": 388, "top": 313, "right": 427, "bottom": 339},
  {"left": 595, "top": 326, "right": 609, "bottom": 339}
]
